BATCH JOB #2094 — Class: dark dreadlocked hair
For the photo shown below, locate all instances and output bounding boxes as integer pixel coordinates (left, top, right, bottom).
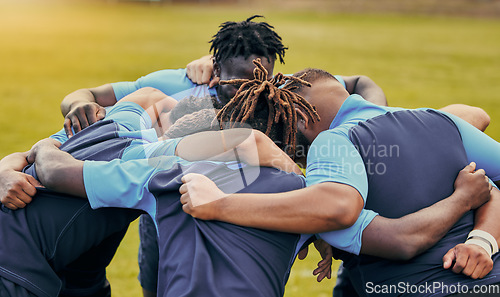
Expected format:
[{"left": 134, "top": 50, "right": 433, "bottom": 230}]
[
  {"left": 209, "top": 15, "right": 287, "bottom": 64},
  {"left": 215, "top": 59, "right": 320, "bottom": 157},
  {"left": 290, "top": 68, "right": 338, "bottom": 94}
]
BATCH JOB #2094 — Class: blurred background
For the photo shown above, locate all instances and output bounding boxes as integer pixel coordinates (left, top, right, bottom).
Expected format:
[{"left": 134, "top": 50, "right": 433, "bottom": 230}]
[{"left": 1, "top": 0, "right": 499, "bottom": 296}]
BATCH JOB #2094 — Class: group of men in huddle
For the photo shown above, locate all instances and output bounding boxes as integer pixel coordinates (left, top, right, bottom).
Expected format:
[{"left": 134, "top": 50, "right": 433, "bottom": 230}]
[{"left": 1, "top": 15, "right": 499, "bottom": 297}]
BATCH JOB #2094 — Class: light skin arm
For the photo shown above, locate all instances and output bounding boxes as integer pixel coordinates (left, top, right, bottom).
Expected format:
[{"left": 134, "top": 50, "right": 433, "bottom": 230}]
[
  {"left": 118, "top": 87, "right": 178, "bottom": 135},
  {"left": 186, "top": 55, "right": 220, "bottom": 88},
  {"left": 61, "top": 84, "right": 117, "bottom": 137},
  {"left": 342, "top": 75, "right": 388, "bottom": 106},
  {"left": 175, "top": 129, "right": 302, "bottom": 175},
  {"left": 180, "top": 176, "right": 364, "bottom": 234},
  {"left": 439, "top": 104, "right": 491, "bottom": 132}
]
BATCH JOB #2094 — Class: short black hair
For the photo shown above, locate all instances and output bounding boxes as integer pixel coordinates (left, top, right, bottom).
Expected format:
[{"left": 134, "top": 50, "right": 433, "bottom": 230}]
[
  {"left": 168, "top": 95, "right": 220, "bottom": 125},
  {"left": 164, "top": 60, "right": 319, "bottom": 160},
  {"left": 209, "top": 15, "right": 287, "bottom": 64},
  {"left": 291, "top": 68, "right": 338, "bottom": 93}
]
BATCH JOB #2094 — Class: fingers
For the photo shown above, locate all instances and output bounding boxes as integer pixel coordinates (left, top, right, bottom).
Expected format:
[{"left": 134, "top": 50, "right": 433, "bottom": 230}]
[
  {"left": 181, "top": 173, "right": 197, "bottom": 184},
  {"left": 444, "top": 244, "right": 494, "bottom": 279},
  {"left": 64, "top": 104, "right": 104, "bottom": 137},
  {"left": 180, "top": 192, "right": 189, "bottom": 205},
  {"left": 83, "top": 103, "right": 103, "bottom": 128},
  {"left": 461, "top": 255, "right": 478, "bottom": 277},
  {"left": 297, "top": 246, "right": 308, "bottom": 260},
  {"left": 3, "top": 202, "right": 19, "bottom": 211},
  {"left": 475, "top": 168, "right": 486, "bottom": 176},
  {"left": 64, "top": 118, "right": 74, "bottom": 138},
  {"left": 201, "top": 67, "right": 212, "bottom": 85},
  {"left": 179, "top": 183, "right": 188, "bottom": 195},
  {"left": 208, "top": 76, "right": 220, "bottom": 88},
  {"left": 443, "top": 248, "right": 456, "bottom": 269},
  {"left": 451, "top": 249, "right": 469, "bottom": 274},
  {"left": 25, "top": 174, "right": 42, "bottom": 192},
  {"left": 313, "top": 259, "right": 332, "bottom": 282},
  {"left": 95, "top": 106, "right": 106, "bottom": 122},
  {"left": 463, "top": 162, "right": 476, "bottom": 173}
]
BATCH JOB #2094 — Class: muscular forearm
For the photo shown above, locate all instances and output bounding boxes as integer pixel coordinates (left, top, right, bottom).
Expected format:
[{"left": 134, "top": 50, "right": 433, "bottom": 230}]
[
  {"left": 361, "top": 190, "right": 471, "bottom": 260},
  {"left": 61, "top": 89, "right": 98, "bottom": 117},
  {"left": 0, "top": 151, "right": 29, "bottom": 172},
  {"left": 61, "top": 84, "right": 116, "bottom": 117},
  {"left": 471, "top": 187, "right": 500, "bottom": 249},
  {"left": 34, "top": 147, "right": 86, "bottom": 198},
  {"left": 211, "top": 182, "right": 363, "bottom": 234}
]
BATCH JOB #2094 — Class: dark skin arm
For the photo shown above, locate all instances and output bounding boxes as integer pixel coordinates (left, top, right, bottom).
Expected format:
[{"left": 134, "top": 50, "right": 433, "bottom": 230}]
[
  {"left": 179, "top": 163, "right": 490, "bottom": 241},
  {"left": 27, "top": 140, "right": 86, "bottom": 198},
  {"left": 342, "top": 75, "right": 388, "bottom": 106},
  {"left": 442, "top": 186, "right": 500, "bottom": 279},
  {"left": 61, "top": 84, "right": 116, "bottom": 137},
  {"left": 360, "top": 163, "right": 492, "bottom": 260},
  {"left": 180, "top": 174, "right": 364, "bottom": 234}
]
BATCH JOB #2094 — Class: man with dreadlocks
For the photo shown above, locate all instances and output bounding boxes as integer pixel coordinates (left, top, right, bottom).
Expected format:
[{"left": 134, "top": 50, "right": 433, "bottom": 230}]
[
  {"left": 14, "top": 58, "right": 328, "bottom": 296},
  {"left": 48, "top": 14, "right": 391, "bottom": 297},
  {"left": 53, "top": 15, "right": 296, "bottom": 297},
  {"left": 180, "top": 67, "right": 500, "bottom": 297},
  {"left": 11, "top": 58, "right": 490, "bottom": 297}
]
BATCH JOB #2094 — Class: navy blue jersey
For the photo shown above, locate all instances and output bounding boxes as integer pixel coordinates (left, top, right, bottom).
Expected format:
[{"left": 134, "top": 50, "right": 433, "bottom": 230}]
[
  {"left": 306, "top": 95, "right": 500, "bottom": 296},
  {"left": 0, "top": 119, "right": 142, "bottom": 296},
  {"left": 84, "top": 156, "right": 306, "bottom": 296}
]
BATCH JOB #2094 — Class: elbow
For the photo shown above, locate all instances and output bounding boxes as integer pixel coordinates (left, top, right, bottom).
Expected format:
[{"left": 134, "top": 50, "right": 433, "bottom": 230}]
[
  {"left": 475, "top": 107, "right": 491, "bottom": 132},
  {"left": 441, "top": 104, "right": 490, "bottom": 132},
  {"left": 392, "top": 245, "right": 420, "bottom": 261},
  {"left": 317, "top": 183, "right": 364, "bottom": 232},
  {"left": 322, "top": 196, "right": 360, "bottom": 231},
  {"left": 391, "top": 235, "right": 432, "bottom": 261}
]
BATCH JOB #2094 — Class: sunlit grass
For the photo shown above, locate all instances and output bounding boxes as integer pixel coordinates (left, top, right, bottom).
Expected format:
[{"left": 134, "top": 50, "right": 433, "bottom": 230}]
[{"left": 1, "top": 1, "right": 499, "bottom": 296}]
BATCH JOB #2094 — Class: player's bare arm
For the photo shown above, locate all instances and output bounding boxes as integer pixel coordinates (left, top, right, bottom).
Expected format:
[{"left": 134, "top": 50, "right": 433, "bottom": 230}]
[
  {"left": 342, "top": 75, "right": 388, "bottom": 106},
  {"left": 180, "top": 174, "right": 364, "bottom": 234},
  {"left": 0, "top": 151, "right": 41, "bottom": 209},
  {"left": 360, "top": 162, "right": 492, "bottom": 260},
  {"left": 61, "top": 83, "right": 116, "bottom": 137},
  {"left": 175, "top": 128, "right": 302, "bottom": 175}
]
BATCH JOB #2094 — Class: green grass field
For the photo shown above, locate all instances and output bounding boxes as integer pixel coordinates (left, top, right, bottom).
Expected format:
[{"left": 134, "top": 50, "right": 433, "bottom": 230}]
[{"left": 1, "top": 1, "right": 499, "bottom": 296}]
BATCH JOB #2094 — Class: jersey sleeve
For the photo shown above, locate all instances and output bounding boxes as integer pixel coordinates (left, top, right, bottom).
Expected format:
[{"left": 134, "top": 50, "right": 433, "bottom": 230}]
[
  {"left": 334, "top": 75, "right": 347, "bottom": 89},
  {"left": 306, "top": 130, "right": 369, "bottom": 200},
  {"left": 306, "top": 130, "right": 374, "bottom": 254},
  {"left": 121, "top": 138, "right": 183, "bottom": 161},
  {"left": 442, "top": 111, "right": 500, "bottom": 182},
  {"left": 49, "top": 128, "right": 69, "bottom": 144},
  {"left": 83, "top": 158, "right": 158, "bottom": 218},
  {"left": 105, "top": 101, "right": 152, "bottom": 132},
  {"left": 317, "top": 209, "right": 378, "bottom": 254},
  {"left": 111, "top": 69, "right": 197, "bottom": 101}
]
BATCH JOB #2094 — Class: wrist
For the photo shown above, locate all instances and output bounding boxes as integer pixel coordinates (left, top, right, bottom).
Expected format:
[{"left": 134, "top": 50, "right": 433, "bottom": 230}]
[
  {"left": 465, "top": 229, "right": 499, "bottom": 258},
  {"left": 451, "top": 190, "right": 474, "bottom": 212}
]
